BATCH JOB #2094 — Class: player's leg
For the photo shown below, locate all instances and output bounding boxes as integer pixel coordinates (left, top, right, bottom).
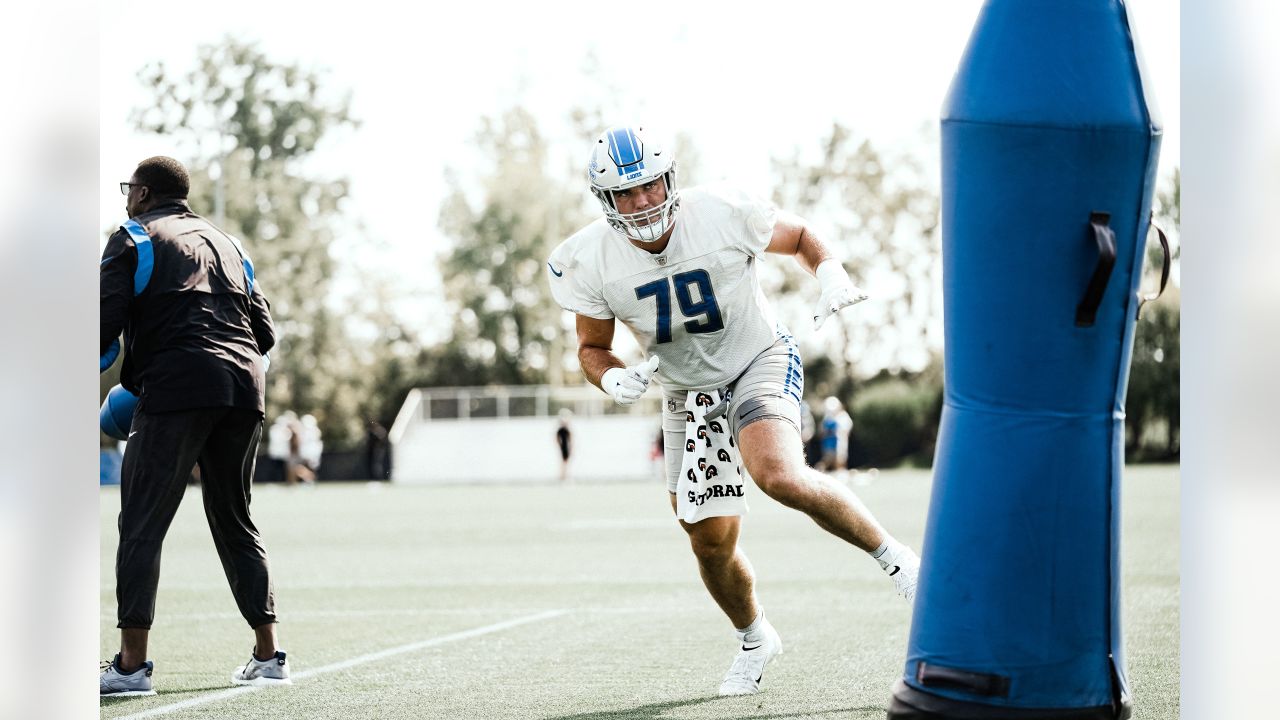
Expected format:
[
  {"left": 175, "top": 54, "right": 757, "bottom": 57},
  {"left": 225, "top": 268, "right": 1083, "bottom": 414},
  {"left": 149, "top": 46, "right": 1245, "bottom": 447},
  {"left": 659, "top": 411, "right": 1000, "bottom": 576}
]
[
  {"left": 739, "top": 418, "right": 919, "bottom": 599},
  {"left": 669, "top": 495, "right": 757, "bottom": 627},
  {"left": 197, "top": 407, "right": 290, "bottom": 685},
  {"left": 662, "top": 398, "right": 759, "bottom": 625},
  {"left": 109, "top": 408, "right": 215, "bottom": 691},
  {"left": 739, "top": 419, "right": 885, "bottom": 548},
  {"left": 663, "top": 399, "right": 781, "bottom": 695},
  {"left": 731, "top": 337, "right": 920, "bottom": 600},
  {"left": 667, "top": 492, "right": 783, "bottom": 695}
]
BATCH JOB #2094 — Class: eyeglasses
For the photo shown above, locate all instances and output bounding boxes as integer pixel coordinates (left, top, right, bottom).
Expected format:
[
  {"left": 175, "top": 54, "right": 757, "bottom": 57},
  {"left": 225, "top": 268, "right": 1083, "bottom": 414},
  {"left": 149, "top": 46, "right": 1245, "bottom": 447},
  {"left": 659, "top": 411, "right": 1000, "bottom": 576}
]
[{"left": 119, "top": 182, "right": 146, "bottom": 196}]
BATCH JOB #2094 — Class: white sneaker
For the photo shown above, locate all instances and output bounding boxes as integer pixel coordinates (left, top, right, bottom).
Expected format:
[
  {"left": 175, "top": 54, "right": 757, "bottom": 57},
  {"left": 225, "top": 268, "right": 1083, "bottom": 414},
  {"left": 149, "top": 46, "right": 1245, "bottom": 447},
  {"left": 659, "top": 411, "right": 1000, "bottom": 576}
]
[
  {"left": 877, "top": 546, "right": 921, "bottom": 603},
  {"left": 100, "top": 654, "right": 156, "bottom": 697},
  {"left": 718, "top": 617, "right": 783, "bottom": 696},
  {"left": 231, "top": 650, "right": 292, "bottom": 686}
]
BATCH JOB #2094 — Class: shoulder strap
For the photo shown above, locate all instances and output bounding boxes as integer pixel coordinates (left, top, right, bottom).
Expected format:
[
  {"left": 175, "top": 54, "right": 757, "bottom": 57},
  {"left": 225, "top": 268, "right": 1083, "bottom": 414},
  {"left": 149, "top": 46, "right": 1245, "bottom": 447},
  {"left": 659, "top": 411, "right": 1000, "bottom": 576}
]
[
  {"left": 219, "top": 231, "right": 257, "bottom": 295},
  {"left": 120, "top": 219, "right": 257, "bottom": 296},
  {"left": 121, "top": 219, "right": 153, "bottom": 295}
]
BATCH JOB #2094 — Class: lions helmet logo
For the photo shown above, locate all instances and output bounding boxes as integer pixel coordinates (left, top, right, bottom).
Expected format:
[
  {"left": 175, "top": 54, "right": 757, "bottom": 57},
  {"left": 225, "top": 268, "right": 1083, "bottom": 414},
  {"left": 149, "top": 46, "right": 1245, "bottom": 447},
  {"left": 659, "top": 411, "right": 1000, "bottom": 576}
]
[
  {"left": 717, "top": 448, "right": 731, "bottom": 462},
  {"left": 685, "top": 439, "right": 696, "bottom": 453},
  {"left": 708, "top": 420, "right": 723, "bottom": 434},
  {"left": 697, "top": 457, "right": 707, "bottom": 472},
  {"left": 695, "top": 393, "right": 714, "bottom": 407},
  {"left": 686, "top": 468, "right": 697, "bottom": 482},
  {"left": 685, "top": 410, "right": 695, "bottom": 423},
  {"left": 705, "top": 465, "right": 719, "bottom": 479}
]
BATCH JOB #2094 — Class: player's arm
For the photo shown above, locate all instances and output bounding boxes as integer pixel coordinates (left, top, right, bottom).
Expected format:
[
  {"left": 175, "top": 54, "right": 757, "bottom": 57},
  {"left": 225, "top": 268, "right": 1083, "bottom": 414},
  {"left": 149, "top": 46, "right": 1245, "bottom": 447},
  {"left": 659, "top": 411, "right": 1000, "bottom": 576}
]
[
  {"left": 764, "top": 210, "right": 832, "bottom": 274},
  {"left": 576, "top": 314, "right": 625, "bottom": 390},
  {"left": 764, "top": 211, "right": 869, "bottom": 329},
  {"left": 100, "top": 229, "right": 135, "bottom": 368},
  {"left": 248, "top": 283, "right": 276, "bottom": 355}
]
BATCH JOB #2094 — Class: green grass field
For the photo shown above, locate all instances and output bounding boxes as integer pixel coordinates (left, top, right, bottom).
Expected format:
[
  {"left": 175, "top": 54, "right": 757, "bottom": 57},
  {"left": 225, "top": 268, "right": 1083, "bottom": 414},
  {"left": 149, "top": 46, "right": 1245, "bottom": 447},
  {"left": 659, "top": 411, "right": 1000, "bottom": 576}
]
[{"left": 100, "top": 465, "right": 1178, "bottom": 720}]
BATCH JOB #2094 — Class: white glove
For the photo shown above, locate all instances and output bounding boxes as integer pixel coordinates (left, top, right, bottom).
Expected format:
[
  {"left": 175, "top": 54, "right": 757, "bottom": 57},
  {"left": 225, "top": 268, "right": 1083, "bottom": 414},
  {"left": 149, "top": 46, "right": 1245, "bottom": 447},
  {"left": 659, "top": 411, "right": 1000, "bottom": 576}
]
[
  {"left": 813, "top": 259, "right": 869, "bottom": 330},
  {"left": 600, "top": 355, "right": 660, "bottom": 405}
]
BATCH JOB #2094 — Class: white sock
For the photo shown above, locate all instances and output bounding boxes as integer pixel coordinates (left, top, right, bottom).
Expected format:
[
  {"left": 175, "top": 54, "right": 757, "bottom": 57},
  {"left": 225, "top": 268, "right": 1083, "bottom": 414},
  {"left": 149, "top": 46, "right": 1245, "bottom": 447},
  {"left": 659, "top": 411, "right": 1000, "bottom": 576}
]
[{"left": 735, "top": 610, "right": 765, "bottom": 642}]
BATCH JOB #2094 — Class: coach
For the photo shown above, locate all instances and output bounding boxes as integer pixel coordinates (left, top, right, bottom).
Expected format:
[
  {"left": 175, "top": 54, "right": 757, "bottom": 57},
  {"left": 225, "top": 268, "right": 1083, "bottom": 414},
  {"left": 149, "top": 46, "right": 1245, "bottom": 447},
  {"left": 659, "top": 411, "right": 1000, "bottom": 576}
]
[{"left": 99, "top": 156, "right": 289, "bottom": 695}]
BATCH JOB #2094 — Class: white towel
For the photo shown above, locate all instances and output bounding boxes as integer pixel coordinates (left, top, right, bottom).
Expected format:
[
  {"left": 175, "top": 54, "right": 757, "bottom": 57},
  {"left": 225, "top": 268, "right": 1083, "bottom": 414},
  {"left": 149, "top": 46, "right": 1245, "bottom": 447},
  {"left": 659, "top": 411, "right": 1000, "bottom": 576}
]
[{"left": 675, "top": 389, "right": 748, "bottom": 524}]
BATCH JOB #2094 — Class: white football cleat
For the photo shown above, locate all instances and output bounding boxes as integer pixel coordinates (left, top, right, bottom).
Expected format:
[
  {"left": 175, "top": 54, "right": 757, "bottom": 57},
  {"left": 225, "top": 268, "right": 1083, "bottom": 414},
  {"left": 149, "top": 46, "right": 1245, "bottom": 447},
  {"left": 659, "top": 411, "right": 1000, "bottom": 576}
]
[
  {"left": 718, "top": 617, "right": 783, "bottom": 696},
  {"left": 231, "top": 650, "right": 292, "bottom": 686}
]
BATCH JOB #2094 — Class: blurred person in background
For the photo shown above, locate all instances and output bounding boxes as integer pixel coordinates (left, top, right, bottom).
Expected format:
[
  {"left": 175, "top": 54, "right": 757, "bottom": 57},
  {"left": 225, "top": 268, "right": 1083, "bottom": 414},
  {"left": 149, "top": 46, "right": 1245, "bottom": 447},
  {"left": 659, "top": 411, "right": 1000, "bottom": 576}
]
[
  {"left": 284, "top": 412, "right": 316, "bottom": 486},
  {"left": 818, "top": 396, "right": 853, "bottom": 476},
  {"left": 547, "top": 126, "right": 921, "bottom": 696},
  {"left": 365, "top": 419, "right": 390, "bottom": 480},
  {"left": 556, "top": 409, "right": 574, "bottom": 483},
  {"left": 99, "top": 156, "right": 290, "bottom": 695},
  {"left": 651, "top": 426, "right": 666, "bottom": 482},
  {"left": 266, "top": 412, "right": 294, "bottom": 483},
  {"left": 300, "top": 413, "right": 323, "bottom": 479}
]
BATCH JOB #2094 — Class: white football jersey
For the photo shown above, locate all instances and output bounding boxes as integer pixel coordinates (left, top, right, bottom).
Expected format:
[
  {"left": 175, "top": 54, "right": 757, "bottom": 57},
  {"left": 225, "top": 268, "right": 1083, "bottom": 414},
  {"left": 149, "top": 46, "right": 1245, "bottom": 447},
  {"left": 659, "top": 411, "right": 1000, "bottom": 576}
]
[{"left": 547, "top": 183, "right": 785, "bottom": 391}]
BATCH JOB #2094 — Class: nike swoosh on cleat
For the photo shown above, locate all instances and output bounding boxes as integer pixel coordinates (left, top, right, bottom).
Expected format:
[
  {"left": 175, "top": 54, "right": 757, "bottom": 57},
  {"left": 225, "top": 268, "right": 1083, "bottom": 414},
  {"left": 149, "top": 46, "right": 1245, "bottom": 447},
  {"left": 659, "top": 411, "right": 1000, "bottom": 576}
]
[
  {"left": 742, "top": 644, "right": 762, "bottom": 651},
  {"left": 547, "top": 263, "right": 564, "bottom": 277}
]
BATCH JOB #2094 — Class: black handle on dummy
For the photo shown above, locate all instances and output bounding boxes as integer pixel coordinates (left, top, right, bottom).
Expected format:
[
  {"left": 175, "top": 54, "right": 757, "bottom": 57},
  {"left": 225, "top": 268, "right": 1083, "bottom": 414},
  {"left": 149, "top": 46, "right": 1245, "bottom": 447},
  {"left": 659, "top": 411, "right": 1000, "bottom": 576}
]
[
  {"left": 1136, "top": 217, "right": 1172, "bottom": 320},
  {"left": 1076, "top": 212, "right": 1116, "bottom": 328}
]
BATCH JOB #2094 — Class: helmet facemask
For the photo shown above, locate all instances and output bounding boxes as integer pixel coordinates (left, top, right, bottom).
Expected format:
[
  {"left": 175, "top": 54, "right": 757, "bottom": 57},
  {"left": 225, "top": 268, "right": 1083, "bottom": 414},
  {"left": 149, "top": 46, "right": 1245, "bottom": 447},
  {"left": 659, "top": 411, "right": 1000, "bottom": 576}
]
[{"left": 592, "top": 165, "right": 680, "bottom": 243}]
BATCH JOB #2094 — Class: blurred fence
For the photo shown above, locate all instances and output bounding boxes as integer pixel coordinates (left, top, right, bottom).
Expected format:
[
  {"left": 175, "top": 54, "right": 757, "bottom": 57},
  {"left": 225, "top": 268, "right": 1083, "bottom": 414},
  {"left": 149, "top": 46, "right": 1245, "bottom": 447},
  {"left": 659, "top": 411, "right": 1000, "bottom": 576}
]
[{"left": 390, "top": 385, "right": 663, "bottom": 484}]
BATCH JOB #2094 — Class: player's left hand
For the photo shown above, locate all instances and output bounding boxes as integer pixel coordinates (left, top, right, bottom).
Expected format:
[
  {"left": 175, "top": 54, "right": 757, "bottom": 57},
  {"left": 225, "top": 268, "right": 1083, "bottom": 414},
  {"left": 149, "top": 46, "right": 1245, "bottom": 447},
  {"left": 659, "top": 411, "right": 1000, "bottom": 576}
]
[{"left": 813, "top": 260, "right": 869, "bottom": 330}]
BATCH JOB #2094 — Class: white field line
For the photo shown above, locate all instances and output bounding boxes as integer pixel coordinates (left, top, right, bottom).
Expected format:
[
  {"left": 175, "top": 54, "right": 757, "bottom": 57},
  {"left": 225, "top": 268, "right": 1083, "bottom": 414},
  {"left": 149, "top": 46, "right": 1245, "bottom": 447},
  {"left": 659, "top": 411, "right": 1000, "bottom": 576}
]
[{"left": 113, "top": 609, "right": 568, "bottom": 720}]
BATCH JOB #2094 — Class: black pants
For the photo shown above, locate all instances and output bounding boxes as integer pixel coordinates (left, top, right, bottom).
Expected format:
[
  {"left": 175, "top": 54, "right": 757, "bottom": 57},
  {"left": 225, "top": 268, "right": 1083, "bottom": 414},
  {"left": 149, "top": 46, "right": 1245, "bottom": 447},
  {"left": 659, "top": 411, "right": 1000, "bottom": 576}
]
[{"left": 115, "top": 406, "right": 276, "bottom": 629}]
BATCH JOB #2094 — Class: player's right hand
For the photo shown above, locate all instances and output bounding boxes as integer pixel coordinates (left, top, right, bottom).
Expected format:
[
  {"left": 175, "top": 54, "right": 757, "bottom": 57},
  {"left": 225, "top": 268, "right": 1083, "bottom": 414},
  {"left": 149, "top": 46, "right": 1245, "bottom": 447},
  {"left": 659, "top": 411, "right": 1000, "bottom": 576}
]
[{"left": 600, "top": 355, "right": 660, "bottom": 405}]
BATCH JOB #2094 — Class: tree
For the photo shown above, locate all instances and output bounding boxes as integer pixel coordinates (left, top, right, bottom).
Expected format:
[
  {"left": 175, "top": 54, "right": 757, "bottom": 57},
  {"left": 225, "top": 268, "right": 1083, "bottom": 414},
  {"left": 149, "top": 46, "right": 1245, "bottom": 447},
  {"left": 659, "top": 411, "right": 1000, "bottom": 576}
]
[
  {"left": 435, "top": 108, "right": 595, "bottom": 386},
  {"left": 1147, "top": 165, "right": 1180, "bottom": 287},
  {"left": 847, "top": 365, "right": 945, "bottom": 469},
  {"left": 1127, "top": 165, "right": 1181, "bottom": 460},
  {"left": 1126, "top": 286, "right": 1180, "bottom": 459},
  {"left": 132, "top": 38, "right": 371, "bottom": 448},
  {"left": 1154, "top": 166, "right": 1180, "bottom": 233},
  {"left": 770, "top": 123, "right": 942, "bottom": 399}
]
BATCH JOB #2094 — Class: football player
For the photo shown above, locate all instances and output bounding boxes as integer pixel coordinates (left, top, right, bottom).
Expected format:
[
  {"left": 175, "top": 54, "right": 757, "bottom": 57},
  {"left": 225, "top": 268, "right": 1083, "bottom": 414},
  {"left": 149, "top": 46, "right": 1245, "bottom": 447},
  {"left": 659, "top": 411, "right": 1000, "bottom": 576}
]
[{"left": 547, "top": 126, "right": 921, "bottom": 696}]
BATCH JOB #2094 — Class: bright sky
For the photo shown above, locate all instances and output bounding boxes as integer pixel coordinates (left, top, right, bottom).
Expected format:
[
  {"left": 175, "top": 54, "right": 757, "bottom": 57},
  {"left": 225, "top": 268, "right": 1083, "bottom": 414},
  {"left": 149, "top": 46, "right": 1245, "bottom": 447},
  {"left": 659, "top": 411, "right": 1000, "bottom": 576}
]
[{"left": 100, "top": 0, "right": 1180, "bottom": 340}]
